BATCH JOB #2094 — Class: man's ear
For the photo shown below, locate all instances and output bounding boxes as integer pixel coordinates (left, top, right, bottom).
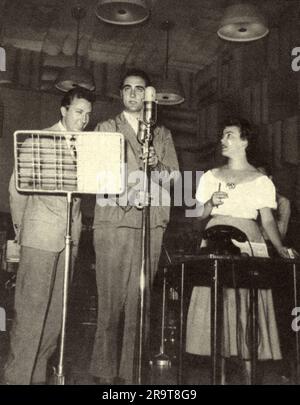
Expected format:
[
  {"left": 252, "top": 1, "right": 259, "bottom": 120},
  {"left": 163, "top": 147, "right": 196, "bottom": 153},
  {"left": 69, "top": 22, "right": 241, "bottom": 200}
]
[
  {"left": 60, "top": 106, "right": 67, "bottom": 118},
  {"left": 120, "top": 90, "right": 123, "bottom": 101}
]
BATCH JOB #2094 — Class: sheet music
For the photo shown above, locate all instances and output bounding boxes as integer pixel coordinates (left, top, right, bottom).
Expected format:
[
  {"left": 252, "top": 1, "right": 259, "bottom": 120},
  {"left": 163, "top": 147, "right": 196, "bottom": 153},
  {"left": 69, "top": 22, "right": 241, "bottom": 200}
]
[
  {"left": 232, "top": 239, "right": 270, "bottom": 257},
  {"left": 77, "top": 132, "right": 125, "bottom": 194}
]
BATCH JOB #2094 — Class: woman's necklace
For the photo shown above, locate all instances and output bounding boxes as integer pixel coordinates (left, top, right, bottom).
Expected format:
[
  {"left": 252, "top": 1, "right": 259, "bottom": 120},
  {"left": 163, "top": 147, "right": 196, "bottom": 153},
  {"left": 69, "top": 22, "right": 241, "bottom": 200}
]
[
  {"left": 226, "top": 182, "right": 236, "bottom": 189},
  {"left": 224, "top": 169, "right": 245, "bottom": 189},
  {"left": 223, "top": 164, "right": 254, "bottom": 190}
]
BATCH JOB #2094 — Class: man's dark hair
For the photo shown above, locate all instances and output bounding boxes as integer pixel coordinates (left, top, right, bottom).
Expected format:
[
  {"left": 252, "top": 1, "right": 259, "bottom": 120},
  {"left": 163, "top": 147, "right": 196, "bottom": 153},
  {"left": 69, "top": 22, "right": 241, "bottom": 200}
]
[
  {"left": 119, "top": 69, "right": 151, "bottom": 89},
  {"left": 221, "top": 117, "right": 257, "bottom": 162},
  {"left": 61, "top": 86, "right": 96, "bottom": 108}
]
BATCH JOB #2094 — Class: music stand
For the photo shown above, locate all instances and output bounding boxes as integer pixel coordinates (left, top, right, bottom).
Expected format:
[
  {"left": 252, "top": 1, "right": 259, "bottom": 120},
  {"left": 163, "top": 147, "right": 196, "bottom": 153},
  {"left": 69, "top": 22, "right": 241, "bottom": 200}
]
[{"left": 14, "top": 130, "right": 125, "bottom": 384}]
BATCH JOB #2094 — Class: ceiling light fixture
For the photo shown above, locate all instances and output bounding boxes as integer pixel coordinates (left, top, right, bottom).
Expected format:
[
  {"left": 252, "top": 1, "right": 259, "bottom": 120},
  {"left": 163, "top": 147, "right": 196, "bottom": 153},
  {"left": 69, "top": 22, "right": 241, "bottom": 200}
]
[
  {"left": 95, "top": 0, "right": 150, "bottom": 26},
  {"left": 217, "top": 3, "right": 269, "bottom": 42},
  {"left": 55, "top": 6, "right": 95, "bottom": 92},
  {"left": 156, "top": 20, "right": 184, "bottom": 106}
]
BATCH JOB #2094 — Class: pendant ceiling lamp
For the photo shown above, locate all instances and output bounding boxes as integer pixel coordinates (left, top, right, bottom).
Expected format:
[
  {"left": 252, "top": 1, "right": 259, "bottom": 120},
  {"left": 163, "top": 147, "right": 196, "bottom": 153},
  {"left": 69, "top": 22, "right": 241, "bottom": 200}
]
[
  {"left": 156, "top": 21, "right": 184, "bottom": 106},
  {"left": 55, "top": 6, "right": 95, "bottom": 92},
  {"left": 217, "top": 3, "right": 269, "bottom": 42},
  {"left": 95, "top": 0, "right": 150, "bottom": 25}
]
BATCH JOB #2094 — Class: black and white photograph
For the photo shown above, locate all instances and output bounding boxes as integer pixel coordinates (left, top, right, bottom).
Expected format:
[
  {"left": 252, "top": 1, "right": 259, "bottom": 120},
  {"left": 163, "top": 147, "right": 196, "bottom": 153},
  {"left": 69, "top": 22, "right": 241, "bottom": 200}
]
[{"left": 0, "top": 0, "right": 300, "bottom": 391}]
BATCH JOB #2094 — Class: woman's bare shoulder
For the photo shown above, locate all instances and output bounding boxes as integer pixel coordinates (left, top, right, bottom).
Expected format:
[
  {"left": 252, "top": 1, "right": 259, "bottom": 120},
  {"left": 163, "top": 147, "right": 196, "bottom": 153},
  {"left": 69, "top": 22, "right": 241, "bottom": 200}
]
[
  {"left": 248, "top": 166, "right": 267, "bottom": 181},
  {"left": 211, "top": 166, "right": 225, "bottom": 175}
]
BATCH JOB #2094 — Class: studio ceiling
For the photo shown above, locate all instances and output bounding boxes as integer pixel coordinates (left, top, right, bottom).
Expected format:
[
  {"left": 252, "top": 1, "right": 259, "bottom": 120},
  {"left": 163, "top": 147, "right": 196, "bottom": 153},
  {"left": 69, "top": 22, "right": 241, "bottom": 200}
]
[{"left": 0, "top": 0, "right": 294, "bottom": 77}]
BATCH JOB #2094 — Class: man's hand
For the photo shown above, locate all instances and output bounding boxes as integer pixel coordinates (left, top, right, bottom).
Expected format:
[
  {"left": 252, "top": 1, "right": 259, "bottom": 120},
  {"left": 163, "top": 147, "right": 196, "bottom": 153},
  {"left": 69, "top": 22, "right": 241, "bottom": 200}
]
[
  {"left": 128, "top": 189, "right": 152, "bottom": 209},
  {"left": 13, "top": 224, "right": 21, "bottom": 243},
  {"left": 140, "top": 146, "right": 159, "bottom": 168}
]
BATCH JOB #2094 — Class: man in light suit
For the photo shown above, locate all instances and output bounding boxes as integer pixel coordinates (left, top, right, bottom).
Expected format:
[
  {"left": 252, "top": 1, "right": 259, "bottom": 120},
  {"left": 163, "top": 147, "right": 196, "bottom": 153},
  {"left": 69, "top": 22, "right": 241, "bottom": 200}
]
[{"left": 3, "top": 87, "right": 95, "bottom": 384}]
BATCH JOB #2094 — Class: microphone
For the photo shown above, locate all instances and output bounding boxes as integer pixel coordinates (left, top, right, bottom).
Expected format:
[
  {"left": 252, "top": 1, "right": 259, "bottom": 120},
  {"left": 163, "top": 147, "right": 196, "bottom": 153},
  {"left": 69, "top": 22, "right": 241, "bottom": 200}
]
[
  {"left": 143, "top": 86, "right": 157, "bottom": 125},
  {"left": 137, "top": 86, "right": 157, "bottom": 144}
]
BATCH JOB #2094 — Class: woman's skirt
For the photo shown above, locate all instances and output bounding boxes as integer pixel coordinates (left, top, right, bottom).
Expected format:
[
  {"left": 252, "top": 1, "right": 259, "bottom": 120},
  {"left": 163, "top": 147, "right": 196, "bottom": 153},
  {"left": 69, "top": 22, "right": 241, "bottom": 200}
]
[{"left": 186, "top": 216, "right": 282, "bottom": 360}]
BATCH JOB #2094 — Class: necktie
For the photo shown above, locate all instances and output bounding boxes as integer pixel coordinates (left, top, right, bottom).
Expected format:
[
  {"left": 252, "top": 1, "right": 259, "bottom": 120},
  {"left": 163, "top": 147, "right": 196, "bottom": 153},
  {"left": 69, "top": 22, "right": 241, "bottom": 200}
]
[{"left": 70, "top": 135, "right": 77, "bottom": 159}]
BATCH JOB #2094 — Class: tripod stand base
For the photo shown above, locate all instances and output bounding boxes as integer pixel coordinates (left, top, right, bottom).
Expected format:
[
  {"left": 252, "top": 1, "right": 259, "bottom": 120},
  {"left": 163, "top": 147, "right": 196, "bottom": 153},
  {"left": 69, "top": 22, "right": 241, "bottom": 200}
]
[
  {"left": 150, "top": 352, "right": 172, "bottom": 369},
  {"left": 149, "top": 352, "right": 175, "bottom": 385},
  {"left": 53, "top": 367, "right": 65, "bottom": 385}
]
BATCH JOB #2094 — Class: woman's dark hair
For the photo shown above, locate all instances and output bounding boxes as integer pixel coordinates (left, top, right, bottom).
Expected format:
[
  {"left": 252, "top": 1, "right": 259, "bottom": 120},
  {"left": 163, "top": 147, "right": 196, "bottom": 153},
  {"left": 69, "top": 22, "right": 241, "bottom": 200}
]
[
  {"left": 61, "top": 86, "right": 96, "bottom": 108},
  {"left": 119, "top": 68, "right": 151, "bottom": 89},
  {"left": 221, "top": 117, "right": 257, "bottom": 162}
]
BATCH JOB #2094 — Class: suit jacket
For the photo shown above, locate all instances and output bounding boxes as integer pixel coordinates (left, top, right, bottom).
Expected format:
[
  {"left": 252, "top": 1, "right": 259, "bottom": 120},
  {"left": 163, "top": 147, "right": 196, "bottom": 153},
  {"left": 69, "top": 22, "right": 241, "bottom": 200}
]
[
  {"left": 93, "top": 112, "right": 179, "bottom": 229},
  {"left": 9, "top": 122, "right": 82, "bottom": 252}
]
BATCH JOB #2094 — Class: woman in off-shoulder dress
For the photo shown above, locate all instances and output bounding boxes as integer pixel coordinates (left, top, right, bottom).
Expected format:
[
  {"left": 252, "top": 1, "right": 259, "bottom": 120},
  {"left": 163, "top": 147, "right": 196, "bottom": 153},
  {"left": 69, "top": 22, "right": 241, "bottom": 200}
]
[{"left": 186, "top": 118, "right": 293, "bottom": 383}]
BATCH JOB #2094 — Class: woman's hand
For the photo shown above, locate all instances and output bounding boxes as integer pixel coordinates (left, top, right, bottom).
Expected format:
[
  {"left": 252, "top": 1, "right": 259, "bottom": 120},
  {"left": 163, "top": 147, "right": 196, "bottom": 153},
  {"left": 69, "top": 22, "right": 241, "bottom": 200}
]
[
  {"left": 276, "top": 246, "right": 299, "bottom": 259},
  {"left": 210, "top": 191, "right": 228, "bottom": 207},
  {"left": 292, "top": 248, "right": 300, "bottom": 258},
  {"left": 276, "top": 247, "right": 290, "bottom": 258}
]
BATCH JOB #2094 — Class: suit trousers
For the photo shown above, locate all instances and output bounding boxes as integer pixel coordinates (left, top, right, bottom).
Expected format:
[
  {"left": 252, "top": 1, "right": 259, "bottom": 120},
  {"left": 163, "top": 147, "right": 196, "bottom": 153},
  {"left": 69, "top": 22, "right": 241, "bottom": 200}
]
[
  {"left": 4, "top": 246, "right": 75, "bottom": 384},
  {"left": 90, "top": 225, "right": 164, "bottom": 383}
]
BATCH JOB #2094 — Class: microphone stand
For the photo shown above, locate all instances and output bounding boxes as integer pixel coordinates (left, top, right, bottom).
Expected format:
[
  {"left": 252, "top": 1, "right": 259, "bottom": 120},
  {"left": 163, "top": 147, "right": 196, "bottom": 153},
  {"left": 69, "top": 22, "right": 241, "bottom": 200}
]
[
  {"left": 136, "top": 109, "right": 156, "bottom": 385},
  {"left": 136, "top": 126, "right": 151, "bottom": 385}
]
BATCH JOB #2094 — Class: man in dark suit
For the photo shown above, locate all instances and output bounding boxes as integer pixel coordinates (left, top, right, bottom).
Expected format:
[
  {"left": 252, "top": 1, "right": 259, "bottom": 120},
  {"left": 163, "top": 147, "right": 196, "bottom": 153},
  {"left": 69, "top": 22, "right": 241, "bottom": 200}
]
[
  {"left": 90, "top": 69, "right": 179, "bottom": 384},
  {"left": 4, "top": 87, "right": 95, "bottom": 384}
]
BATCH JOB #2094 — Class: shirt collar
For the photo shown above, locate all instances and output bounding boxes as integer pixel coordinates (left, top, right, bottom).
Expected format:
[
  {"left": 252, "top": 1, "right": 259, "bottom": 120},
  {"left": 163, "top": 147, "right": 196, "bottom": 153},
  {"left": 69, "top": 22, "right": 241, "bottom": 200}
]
[
  {"left": 59, "top": 121, "right": 74, "bottom": 152},
  {"left": 123, "top": 111, "right": 141, "bottom": 135},
  {"left": 59, "top": 120, "right": 73, "bottom": 142},
  {"left": 59, "top": 120, "right": 66, "bottom": 131}
]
